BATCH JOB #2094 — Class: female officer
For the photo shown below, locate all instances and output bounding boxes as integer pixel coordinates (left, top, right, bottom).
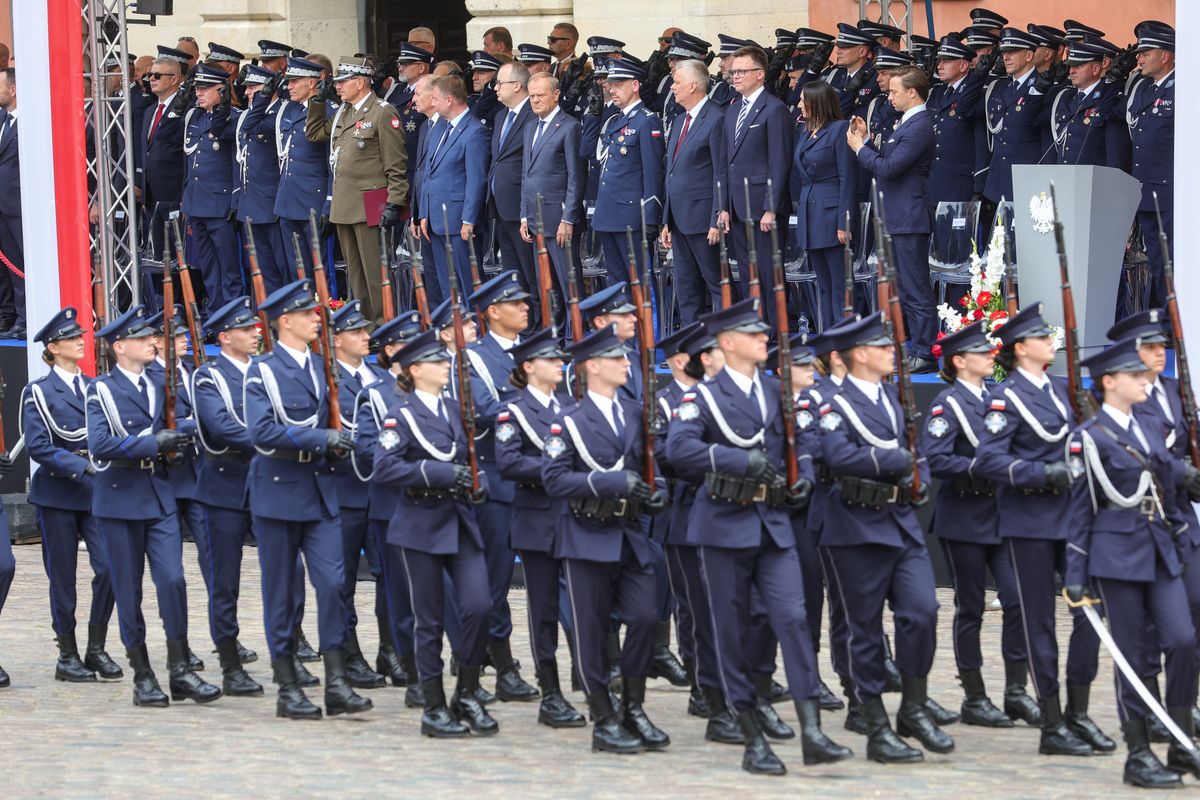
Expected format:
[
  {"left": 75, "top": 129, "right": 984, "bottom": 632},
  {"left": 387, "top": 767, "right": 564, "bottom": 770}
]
[
  {"left": 1064, "top": 336, "right": 1200, "bottom": 788},
  {"left": 494, "top": 327, "right": 585, "bottom": 729},
  {"left": 22, "top": 308, "right": 121, "bottom": 682},
  {"left": 975, "top": 303, "right": 1110, "bottom": 756},
  {"left": 790, "top": 81, "right": 857, "bottom": 331},
  {"left": 922, "top": 321, "right": 1038, "bottom": 728},
  {"left": 372, "top": 327, "right": 497, "bottom": 738}
]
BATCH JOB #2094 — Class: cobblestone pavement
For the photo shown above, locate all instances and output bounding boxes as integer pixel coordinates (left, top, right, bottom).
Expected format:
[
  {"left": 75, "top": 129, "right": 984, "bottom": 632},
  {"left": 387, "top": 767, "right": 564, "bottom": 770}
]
[{"left": 0, "top": 542, "right": 1177, "bottom": 798}]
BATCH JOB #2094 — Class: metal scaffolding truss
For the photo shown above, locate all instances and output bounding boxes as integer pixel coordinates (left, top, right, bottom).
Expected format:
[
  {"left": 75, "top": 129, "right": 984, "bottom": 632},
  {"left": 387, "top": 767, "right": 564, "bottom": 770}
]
[
  {"left": 83, "top": 0, "right": 140, "bottom": 316},
  {"left": 859, "top": 0, "right": 916, "bottom": 37}
]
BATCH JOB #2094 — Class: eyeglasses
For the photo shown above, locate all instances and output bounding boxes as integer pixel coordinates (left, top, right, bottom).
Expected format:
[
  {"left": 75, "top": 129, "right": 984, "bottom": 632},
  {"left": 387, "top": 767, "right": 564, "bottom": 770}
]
[
  {"left": 147, "top": 72, "right": 180, "bottom": 80},
  {"left": 727, "top": 68, "right": 763, "bottom": 78},
  {"left": 495, "top": 80, "right": 524, "bottom": 87},
  {"left": 547, "top": 36, "right": 570, "bottom": 44},
  {"left": 177, "top": 36, "right": 197, "bottom": 44}
]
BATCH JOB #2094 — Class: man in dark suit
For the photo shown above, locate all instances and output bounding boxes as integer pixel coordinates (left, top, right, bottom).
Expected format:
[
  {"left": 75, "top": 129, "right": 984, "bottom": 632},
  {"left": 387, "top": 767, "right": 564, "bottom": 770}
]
[
  {"left": 722, "top": 45, "right": 792, "bottom": 328},
  {"left": 661, "top": 59, "right": 727, "bottom": 324},
  {"left": 848, "top": 65, "right": 937, "bottom": 373},
  {"left": 136, "top": 46, "right": 191, "bottom": 260},
  {"left": 519, "top": 73, "right": 584, "bottom": 332},
  {"left": 0, "top": 68, "right": 24, "bottom": 338},
  {"left": 488, "top": 62, "right": 537, "bottom": 320}
]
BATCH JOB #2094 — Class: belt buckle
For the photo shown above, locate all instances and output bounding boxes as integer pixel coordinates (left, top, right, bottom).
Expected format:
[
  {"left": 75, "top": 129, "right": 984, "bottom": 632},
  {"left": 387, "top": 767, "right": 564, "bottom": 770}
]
[
  {"left": 298, "top": 451, "right": 313, "bottom": 464},
  {"left": 887, "top": 484, "right": 899, "bottom": 504},
  {"left": 138, "top": 458, "right": 155, "bottom": 470},
  {"left": 1140, "top": 498, "right": 1156, "bottom": 517},
  {"left": 614, "top": 499, "right": 628, "bottom": 516},
  {"left": 752, "top": 484, "right": 768, "bottom": 503}
]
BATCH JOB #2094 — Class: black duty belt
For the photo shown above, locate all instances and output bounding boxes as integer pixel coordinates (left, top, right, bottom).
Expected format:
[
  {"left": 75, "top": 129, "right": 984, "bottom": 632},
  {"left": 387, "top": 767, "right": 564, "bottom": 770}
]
[
  {"left": 207, "top": 450, "right": 252, "bottom": 463},
  {"left": 569, "top": 496, "right": 644, "bottom": 522},
  {"left": 405, "top": 487, "right": 467, "bottom": 501},
  {"left": 1018, "top": 486, "right": 1062, "bottom": 496},
  {"left": 951, "top": 476, "right": 994, "bottom": 497},
  {"left": 817, "top": 463, "right": 835, "bottom": 485},
  {"left": 1099, "top": 497, "right": 1159, "bottom": 518},
  {"left": 837, "top": 476, "right": 913, "bottom": 510},
  {"left": 103, "top": 457, "right": 160, "bottom": 471},
  {"left": 705, "top": 472, "right": 786, "bottom": 506},
  {"left": 516, "top": 481, "right": 543, "bottom": 491},
  {"left": 258, "top": 449, "right": 319, "bottom": 463}
]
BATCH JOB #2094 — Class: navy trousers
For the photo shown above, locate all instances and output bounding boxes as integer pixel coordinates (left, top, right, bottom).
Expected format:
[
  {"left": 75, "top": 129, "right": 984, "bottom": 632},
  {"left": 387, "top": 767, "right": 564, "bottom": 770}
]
[
  {"left": 664, "top": 544, "right": 695, "bottom": 674},
  {"left": 100, "top": 514, "right": 189, "bottom": 649},
  {"left": 494, "top": 217, "right": 539, "bottom": 322},
  {"left": 190, "top": 215, "right": 242, "bottom": 312},
  {"left": 475, "top": 497, "right": 514, "bottom": 642},
  {"left": 202, "top": 504, "right": 250, "bottom": 646},
  {"left": 0, "top": 213, "right": 25, "bottom": 326},
  {"left": 339, "top": 506, "right": 384, "bottom": 632},
  {"left": 890, "top": 232, "right": 935, "bottom": 360},
  {"left": 647, "top": 536, "right": 673, "bottom": 622},
  {"left": 518, "top": 548, "right": 565, "bottom": 667},
  {"left": 428, "top": 232, "right": 475, "bottom": 310},
  {"left": 818, "top": 544, "right": 852, "bottom": 680},
  {"left": 822, "top": 541, "right": 939, "bottom": 700},
  {"left": 942, "top": 538, "right": 1025, "bottom": 670},
  {"left": 400, "top": 536, "right": 491, "bottom": 681},
  {"left": 807, "top": 245, "right": 844, "bottom": 333},
  {"left": 415, "top": 234, "right": 445, "bottom": 311},
  {"left": 562, "top": 543, "right": 656, "bottom": 696},
  {"left": 36, "top": 507, "right": 114, "bottom": 636},
  {"left": 698, "top": 540, "right": 820, "bottom": 712},
  {"left": 178, "top": 498, "right": 211, "bottom": 598},
  {"left": 375, "top": 527, "right": 415, "bottom": 656},
  {"left": 254, "top": 515, "right": 347, "bottom": 660},
  {"left": 598, "top": 230, "right": 650, "bottom": 291},
  {"left": 279, "top": 217, "right": 315, "bottom": 278},
  {"left": 1006, "top": 537, "right": 1100, "bottom": 699},
  {"left": 1138, "top": 209, "right": 1173, "bottom": 307},
  {"left": 671, "top": 230, "right": 721, "bottom": 324},
  {"left": 0, "top": 508, "right": 15, "bottom": 620},
  {"left": 247, "top": 220, "right": 290, "bottom": 294},
  {"left": 792, "top": 514, "right": 825, "bottom": 656},
  {"left": 668, "top": 544, "right": 719, "bottom": 690},
  {"left": 727, "top": 212, "right": 778, "bottom": 328}
]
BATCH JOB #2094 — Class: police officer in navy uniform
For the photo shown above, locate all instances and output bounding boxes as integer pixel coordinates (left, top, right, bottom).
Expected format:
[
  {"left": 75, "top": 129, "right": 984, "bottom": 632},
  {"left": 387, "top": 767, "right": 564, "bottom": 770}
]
[
  {"left": 493, "top": 327, "right": 586, "bottom": 728},
  {"left": 981, "top": 29, "right": 1046, "bottom": 224},
  {"left": 469, "top": 51, "right": 503, "bottom": 128},
  {"left": 926, "top": 36, "right": 986, "bottom": 208},
  {"left": 352, "top": 311, "right": 424, "bottom": 702},
  {"left": 974, "top": 303, "right": 1111, "bottom": 755},
  {"left": 235, "top": 64, "right": 290, "bottom": 293},
  {"left": 22, "top": 308, "right": 119, "bottom": 682},
  {"left": 372, "top": 328, "right": 499, "bottom": 738},
  {"left": 86, "top": 305, "right": 219, "bottom": 707},
  {"left": 576, "top": 283, "right": 642, "bottom": 402},
  {"left": 650, "top": 33, "right": 713, "bottom": 130},
  {"left": 816, "top": 312, "right": 948, "bottom": 763},
  {"left": 393, "top": 45, "right": 436, "bottom": 216},
  {"left": 189, "top": 296, "right": 265, "bottom": 696},
  {"left": 243, "top": 279, "right": 372, "bottom": 720},
  {"left": 274, "top": 57, "right": 332, "bottom": 275},
  {"left": 1065, "top": 336, "right": 1200, "bottom": 788},
  {"left": 922, "top": 321, "right": 1040, "bottom": 728},
  {"left": 829, "top": 24, "right": 880, "bottom": 124},
  {"left": 1050, "top": 39, "right": 1129, "bottom": 169},
  {"left": 864, "top": 48, "right": 908, "bottom": 148}
]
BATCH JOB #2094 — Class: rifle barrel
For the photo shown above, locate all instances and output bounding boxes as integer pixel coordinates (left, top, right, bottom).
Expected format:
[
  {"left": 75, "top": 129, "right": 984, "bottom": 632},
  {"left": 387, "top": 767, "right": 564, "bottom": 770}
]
[
  {"left": 766, "top": 178, "right": 797, "bottom": 486},
  {"left": 307, "top": 210, "right": 341, "bottom": 432},
  {"left": 442, "top": 204, "right": 481, "bottom": 496},
  {"left": 1154, "top": 190, "right": 1200, "bottom": 467}
]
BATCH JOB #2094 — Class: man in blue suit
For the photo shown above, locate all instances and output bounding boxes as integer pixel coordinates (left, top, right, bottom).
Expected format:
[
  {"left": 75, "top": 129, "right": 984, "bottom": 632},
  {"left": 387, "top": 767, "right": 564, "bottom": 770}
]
[
  {"left": 137, "top": 46, "right": 190, "bottom": 260},
  {"left": 488, "top": 63, "right": 537, "bottom": 320},
  {"left": 235, "top": 65, "right": 290, "bottom": 293},
  {"left": 722, "top": 46, "right": 791, "bottom": 328},
  {"left": 274, "top": 57, "right": 331, "bottom": 276},
  {"left": 981, "top": 29, "right": 1047, "bottom": 211},
  {"left": 407, "top": 75, "right": 444, "bottom": 308},
  {"left": 662, "top": 59, "right": 727, "bottom": 324},
  {"left": 0, "top": 68, "right": 25, "bottom": 338},
  {"left": 848, "top": 65, "right": 937, "bottom": 372},
  {"left": 417, "top": 75, "right": 489, "bottom": 307}
]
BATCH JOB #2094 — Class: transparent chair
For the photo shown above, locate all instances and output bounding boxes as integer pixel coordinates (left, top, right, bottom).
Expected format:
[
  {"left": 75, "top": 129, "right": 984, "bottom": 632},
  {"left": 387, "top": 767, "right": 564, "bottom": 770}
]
[{"left": 928, "top": 200, "right": 981, "bottom": 306}]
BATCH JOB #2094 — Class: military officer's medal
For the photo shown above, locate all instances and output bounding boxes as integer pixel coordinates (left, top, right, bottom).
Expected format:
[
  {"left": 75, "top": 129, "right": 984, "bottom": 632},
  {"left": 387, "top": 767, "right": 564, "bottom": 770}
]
[{"left": 620, "top": 146, "right": 628, "bottom": 155}]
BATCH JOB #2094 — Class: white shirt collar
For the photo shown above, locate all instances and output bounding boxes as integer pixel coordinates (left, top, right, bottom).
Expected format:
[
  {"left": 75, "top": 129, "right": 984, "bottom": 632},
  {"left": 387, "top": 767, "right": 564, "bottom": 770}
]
[
  {"left": 277, "top": 341, "right": 311, "bottom": 371},
  {"left": 221, "top": 351, "right": 251, "bottom": 374},
  {"left": 740, "top": 85, "right": 765, "bottom": 107},
  {"left": 1155, "top": 70, "right": 1175, "bottom": 88},
  {"left": 684, "top": 96, "right": 707, "bottom": 118},
  {"left": 948, "top": 75, "right": 967, "bottom": 91},
  {"left": 956, "top": 378, "right": 985, "bottom": 400},
  {"left": 447, "top": 107, "right": 470, "bottom": 128},
  {"left": 489, "top": 330, "right": 518, "bottom": 351},
  {"left": 1017, "top": 366, "right": 1049, "bottom": 389},
  {"left": 414, "top": 388, "right": 442, "bottom": 415},
  {"left": 116, "top": 363, "right": 147, "bottom": 387},
  {"left": 1079, "top": 79, "right": 1101, "bottom": 98},
  {"left": 723, "top": 365, "right": 759, "bottom": 396},
  {"left": 620, "top": 99, "right": 642, "bottom": 116},
  {"left": 537, "top": 105, "right": 561, "bottom": 125},
  {"left": 900, "top": 103, "right": 926, "bottom": 125},
  {"left": 587, "top": 389, "right": 622, "bottom": 433},
  {"left": 847, "top": 373, "right": 882, "bottom": 402},
  {"left": 53, "top": 364, "right": 82, "bottom": 389},
  {"left": 158, "top": 91, "right": 178, "bottom": 110},
  {"left": 353, "top": 93, "right": 373, "bottom": 111},
  {"left": 507, "top": 97, "right": 529, "bottom": 115},
  {"left": 527, "top": 384, "right": 554, "bottom": 408},
  {"left": 5, "top": 108, "right": 17, "bottom": 121},
  {"left": 1012, "top": 67, "right": 1035, "bottom": 87},
  {"left": 674, "top": 379, "right": 694, "bottom": 395},
  {"left": 831, "top": 374, "right": 844, "bottom": 386},
  {"left": 1102, "top": 403, "right": 1133, "bottom": 430}
]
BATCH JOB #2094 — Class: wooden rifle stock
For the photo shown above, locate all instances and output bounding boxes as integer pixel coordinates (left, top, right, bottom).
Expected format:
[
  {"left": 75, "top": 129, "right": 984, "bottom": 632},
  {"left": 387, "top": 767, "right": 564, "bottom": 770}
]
[
  {"left": 405, "top": 227, "right": 431, "bottom": 329},
  {"left": 92, "top": 250, "right": 110, "bottom": 372},
  {"left": 466, "top": 231, "right": 486, "bottom": 335},
  {"left": 1048, "top": 185, "right": 1092, "bottom": 422},
  {"left": 533, "top": 195, "right": 556, "bottom": 332},
  {"left": 1154, "top": 191, "right": 1200, "bottom": 467},
  {"left": 167, "top": 218, "right": 207, "bottom": 367},
  {"left": 160, "top": 223, "right": 179, "bottom": 465},
  {"left": 636, "top": 213, "right": 657, "bottom": 485},
  {"left": 244, "top": 218, "right": 273, "bottom": 352},
  {"left": 767, "top": 179, "right": 797, "bottom": 486},
  {"left": 307, "top": 210, "right": 341, "bottom": 432},
  {"left": 442, "top": 204, "right": 482, "bottom": 498},
  {"left": 379, "top": 226, "right": 395, "bottom": 322},
  {"left": 291, "top": 232, "right": 322, "bottom": 355},
  {"left": 564, "top": 225, "right": 586, "bottom": 400}
]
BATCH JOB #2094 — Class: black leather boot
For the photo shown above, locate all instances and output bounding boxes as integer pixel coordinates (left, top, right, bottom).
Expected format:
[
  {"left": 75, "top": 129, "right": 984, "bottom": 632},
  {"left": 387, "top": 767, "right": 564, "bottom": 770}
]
[
  {"left": 83, "top": 623, "right": 123, "bottom": 679},
  {"left": 841, "top": 676, "right": 867, "bottom": 735},
  {"left": 167, "top": 638, "right": 221, "bottom": 703},
  {"left": 765, "top": 678, "right": 791, "bottom": 704},
  {"left": 1166, "top": 705, "right": 1200, "bottom": 778},
  {"left": 450, "top": 664, "right": 499, "bottom": 735},
  {"left": 0, "top": 662, "right": 8, "bottom": 688},
  {"left": 293, "top": 654, "right": 320, "bottom": 687},
  {"left": 128, "top": 644, "right": 168, "bottom": 707},
  {"left": 622, "top": 676, "right": 670, "bottom": 750},
  {"left": 1003, "top": 660, "right": 1042, "bottom": 725},
  {"left": 862, "top": 695, "right": 923, "bottom": 763},
  {"left": 422, "top": 676, "right": 469, "bottom": 737},
  {"left": 217, "top": 638, "right": 263, "bottom": 696},
  {"left": 375, "top": 622, "right": 406, "bottom": 686},
  {"left": 272, "top": 657, "right": 321, "bottom": 720},
  {"left": 924, "top": 696, "right": 960, "bottom": 726},
  {"left": 606, "top": 632, "right": 622, "bottom": 690},
  {"left": 235, "top": 639, "right": 258, "bottom": 664},
  {"left": 1193, "top": 705, "right": 1200, "bottom": 733},
  {"left": 490, "top": 638, "right": 539, "bottom": 701},
  {"left": 536, "top": 661, "right": 585, "bottom": 728},
  {"left": 797, "top": 697, "right": 854, "bottom": 764},
  {"left": 753, "top": 673, "right": 794, "bottom": 739},
  {"left": 343, "top": 628, "right": 385, "bottom": 689},
  {"left": 294, "top": 625, "right": 319, "bottom": 663},
  {"left": 323, "top": 649, "right": 373, "bottom": 716},
  {"left": 1144, "top": 677, "right": 1172, "bottom": 743},
  {"left": 647, "top": 621, "right": 688, "bottom": 686},
  {"left": 402, "top": 654, "right": 425, "bottom": 708},
  {"left": 55, "top": 632, "right": 97, "bottom": 683},
  {"left": 587, "top": 691, "right": 642, "bottom": 753},
  {"left": 1065, "top": 682, "right": 1116, "bottom": 752},
  {"left": 1038, "top": 691, "right": 1094, "bottom": 756},
  {"left": 737, "top": 709, "right": 786, "bottom": 775},
  {"left": 882, "top": 636, "right": 902, "bottom": 693},
  {"left": 896, "top": 674, "right": 954, "bottom": 753},
  {"left": 818, "top": 680, "right": 845, "bottom": 711},
  {"left": 687, "top": 684, "right": 711, "bottom": 718},
  {"left": 1123, "top": 717, "right": 1182, "bottom": 788},
  {"left": 703, "top": 685, "right": 745, "bottom": 744},
  {"left": 958, "top": 668, "right": 1012, "bottom": 728}
]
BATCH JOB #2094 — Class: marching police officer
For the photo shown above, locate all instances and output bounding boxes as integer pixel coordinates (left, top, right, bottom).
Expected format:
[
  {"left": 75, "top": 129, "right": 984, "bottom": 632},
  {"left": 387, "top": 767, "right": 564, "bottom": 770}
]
[{"left": 576, "top": 283, "right": 642, "bottom": 401}]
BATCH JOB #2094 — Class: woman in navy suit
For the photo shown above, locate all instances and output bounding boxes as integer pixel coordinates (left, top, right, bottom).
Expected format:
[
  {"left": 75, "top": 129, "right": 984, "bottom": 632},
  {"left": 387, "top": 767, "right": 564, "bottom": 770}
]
[
  {"left": 791, "top": 82, "right": 857, "bottom": 331},
  {"left": 372, "top": 328, "right": 497, "bottom": 739}
]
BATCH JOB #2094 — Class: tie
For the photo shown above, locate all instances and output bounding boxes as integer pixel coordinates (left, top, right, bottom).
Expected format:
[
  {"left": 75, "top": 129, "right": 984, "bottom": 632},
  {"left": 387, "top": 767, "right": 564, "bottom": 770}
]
[
  {"left": 305, "top": 356, "right": 320, "bottom": 394},
  {"left": 612, "top": 405, "right": 625, "bottom": 439},
  {"left": 431, "top": 122, "right": 452, "bottom": 162},
  {"left": 499, "top": 109, "right": 516, "bottom": 145},
  {"left": 148, "top": 103, "right": 165, "bottom": 142},
  {"left": 137, "top": 375, "right": 149, "bottom": 413},
  {"left": 1131, "top": 419, "right": 1150, "bottom": 453},
  {"left": 532, "top": 119, "right": 547, "bottom": 151},
  {"left": 748, "top": 382, "right": 763, "bottom": 424},
  {"left": 437, "top": 399, "right": 447, "bottom": 421},
  {"left": 877, "top": 391, "right": 896, "bottom": 433},
  {"left": 73, "top": 375, "right": 84, "bottom": 399},
  {"left": 551, "top": 398, "right": 561, "bottom": 415},
  {"left": 1154, "top": 385, "right": 1175, "bottom": 423},
  {"left": 673, "top": 112, "right": 692, "bottom": 158},
  {"left": 735, "top": 97, "right": 751, "bottom": 141},
  {"left": 348, "top": 369, "right": 363, "bottom": 392}
]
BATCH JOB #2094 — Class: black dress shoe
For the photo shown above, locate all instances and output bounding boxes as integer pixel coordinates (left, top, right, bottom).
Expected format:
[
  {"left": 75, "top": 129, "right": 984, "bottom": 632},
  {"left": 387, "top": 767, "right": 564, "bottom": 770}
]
[
  {"left": 217, "top": 639, "right": 263, "bottom": 697},
  {"left": 55, "top": 633, "right": 97, "bottom": 683},
  {"left": 186, "top": 646, "right": 205, "bottom": 672},
  {"left": 323, "top": 649, "right": 373, "bottom": 716},
  {"left": 754, "top": 702, "right": 795, "bottom": 740},
  {"left": 958, "top": 668, "right": 1012, "bottom": 727},
  {"left": 127, "top": 645, "right": 169, "bottom": 708},
  {"left": 1124, "top": 718, "right": 1183, "bottom": 788},
  {"left": 1148, "top": 714, "right": 1172, "bottom": 744},
  {"left": 818, "top": 680, "right": 844, "bottom": 711},
  {"left": 536, "top": 662, "right": 585, "bottom": 728},
  {"left": 587, "top": 692, "right": 642, "bottom": 754},
  {"left": 1065, "top": 683, "right": 1116, "bottom": 753},
  {"left": 703, "top": 686, "right": 745, "bottom": 744},
  {"left": 450, "top": 665, "right": 499, "bottom": 735},
  {"left": 1038, "top": 692, "right": 1094, "bottom": 756},
  {"left": 294, "top": 627, "right": 320, "bottom": 663},
  {"left": 402, "top": 654, "right": 424, "bottom": 707},
  {"left": 924, "top": 696, "right": 960, "bottom": 726},
  {"left": 648, "top": 645, "right": 689, "bottom": 687},
  {"left": 736, "top": 710, "right": 786, "bottom": 775},
  {"left": 688, "top": 685, "right": 711, "bottom": 718},
  {"left": 344, "top": 629, "right": 385, "bottom": 689},
  {"left": 896, "top": 676, "right": 954, "bottom": 753},
  {"left": 1192, "top": 706, "right": 1200, "bottom": 733},
  {"left": 1165, "top": 705, "right": 1200, "bottom": 778},
  {"left": 765, "top": 678, "right": 791, "bottom": 704},
  {"left": 0, "top": 662, "right": 8, "bottom": 688},
  {"left": 84, "top": 624, "right": 123, "bottom": 679},
  {"left": 421, "top": 678, "right": 469, "bottom": 737},
  {"left": 236, "top": 639, "right": 258, "bottom": 665},
  {"left": 882, "top": 653, "right": 903, "bottom": 694},
  {"left": 294, "top": 655, "right": 320, "bottom": 687},
  {"left": 862, "top": 696, "right": 923, "bottom": 763},
  {"left": 622, "top": 676, "right": 669, "bottom": 750},
  {"left": 1, "top": 323, "right": 26, "bottom": 340},
  {"left": 796, "top": 698, "right": 854, "bottom": 765},
  {"left": 474, "top": 685, "right": 497, "bottom": 705},
  {"left": 272, "top": 658, "right": 321, "bottom": 720},
  {"left": 490, "top": 639, "right": 539, "bottom": 701},
  {"left": 375, "top": 644, "right": 407, "bottom": 686},
  {"left": 1003, "top": 661, "right": 1042, "bottom": 726},
  {"left": 167, "top": 638, "right": 222, "bottom": 703},
  {"left": 907, "top": 356, "right": 938, "bottom": 374}
]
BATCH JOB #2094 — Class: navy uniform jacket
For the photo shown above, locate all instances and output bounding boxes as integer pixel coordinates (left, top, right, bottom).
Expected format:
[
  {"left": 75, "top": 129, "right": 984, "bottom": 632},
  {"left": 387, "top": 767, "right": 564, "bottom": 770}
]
[
  {"left": 520, "top": 110, "right": 584, "bottom": 228},
  {"left": 274, "top": 100, "right": 332, "bottom": 221},
  {"left": 855, "top": 109, "right": 934, "bottom": 234},
  {"left": 243, "top": 349, "right": 339, "bottom": 521},
  {"left": 830, "top": 67, "right": 880, "bottom": 121},
  {"left": 236, "top": 91, "right": 285, "bottom": 224},
  {"left": 866, "top": 95, "right": 901, "bottom": 149},
  {"left": 541, "top": 394, "right": 653, "bottom": 565},
  {"left": 488, "top": 101, "right": 535, "bottom": 222},
  {"left": 495, "top": 388, "right": 573, "bottom": 552},
  {"left": 192, "top": 354, "right": 253, "bottom": 510},
  {"left": 22, "top": 371, "right": 92, "bottom": 510},
  {"left": 1137, "top": 377, "right": 1200, "bottom": 546},
  {"left": 137, "top": 96, "right": 187, "bottom": 211},
  {"left": 724, "top": 90, "right": 793, "bottom": 221},
  {"left": 331, "top": 361, "right": 389, "bottom": 510},
  {"left": 581, "top": 103, "right": 621, "bottom": 206},
  {"left": 927, "top": 73, "right": 986, "bottom": 203},
  {"left": 85, "top": 369, "right": 175, "bottom": 520},
  {"left": 653, "top": 381, "right": 694, "bottom": 546},
  {"left": 183, "top": 105, "right": 240, "bottom": 218},
  {"left": 146, "top": 360, "right": 199, "bottom": 501},
  {"left": 420, "top": 113, "right": 490, "bottom": 233},
  {"left": 974, "top": 371, "right": 1074, "bottom": 539},
  {"left": 663, "top": 98, "right": 727, "bottom": 236},
  {"left": 982, "top": 74, "right": 1045, "bottom": 203},
  {"left": 665, "top": 369, "right": 810, "bottom": 550},
  {"left": 1051, "top": 81, "right": 1130, "bottom": 170},
  {"left": 1065, "top": 410, "right": 1185, "bottom": 586},
  {"left": 456, "top": 336, "right": 519, "bottom": 504},
  {"left": 791, "top": 119, "right": 857, "bottom": 250},
  {"left": 1128, "top": 72, "right": 1175, "bottom": 212},
  {"left": 593, "top": 101, "right": 665, "bottom": 230},
  {"left": 372, "top": 394, "right": 484, "bottom": 553},
  {"left": 817, "top": 379, "right": 929, "bottom": 547},
  {"left": 922, "top": 381, "right": 999, "bottom": 544},
  {"left": 804, "top": 377, "right": 843, "bottom": 542},
  {"left": 390, "top": 86, "right": 425, "bottom": 195},
  {"left": 353, "top": 374, "right": 405, "bottom": 525},
  {"left": 470, "top": 84, "right": 501, "bottom": 129}
]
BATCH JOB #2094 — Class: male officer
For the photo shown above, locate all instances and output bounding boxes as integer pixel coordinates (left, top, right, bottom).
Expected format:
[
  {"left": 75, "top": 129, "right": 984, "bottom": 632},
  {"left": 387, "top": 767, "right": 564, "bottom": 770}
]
[
  {"left": 190, "top": 296, "right": 265, "bottom": 696},
  {"left": 469, "top": 50, "right": 503, "bottom": 128},
  {"left": 257, "top": 40, "right": 293, "bottom": 76},
  {"left": 650, "top": 32, "right": 712, "bottom": 129},
  {"left": 926, "top": 36, "right": 986, "bottom": 207},
  {"left": 578, "top": 283, "right": 642, "bottom": 402},
  {"left": 0, "top": 67, "right": 24, "bottom": 338},
  {"left": 667, "top": 298, "right": 852, "bottom": 775},
  {"left": 392, "top": 44, "right": 436, "bottom": 198},
  {"left": 981, "top": 29, "right": 1046, "bottom": 226},
  {"left": 137, "top": 46, "right": 190, "bottom": 259},
  {"left": 517, "top": 43, "right": 556, "bottom": 77},
  {"left": 243, "top": 279, "right": 372, "bottom": 719},
  {"left": 488, "top": 62, "right": 537, "bottom": 319},
  {"left": 864, "top": 48, "right": 908, "bottom": 149},
  {"left": 830, "top": 24, "right": 879, "bottom": 123},
  {"left": 1051, "top": 39, "right": 1129, "bottom": 169},
  {"left": 591, "top": 56, "right": 664, "bottom": 290},
  {"left": 235, "top": 65, "right": 289, "bottom": 292},
  {"left": 661, "top": 58, "right": 726, "bottom": 324},
  {"left": 86, "top": 305, "right": 219, "bottom": 707},
  {"left": 275, "top": 57, "right": 331, "bottom": 276}
]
